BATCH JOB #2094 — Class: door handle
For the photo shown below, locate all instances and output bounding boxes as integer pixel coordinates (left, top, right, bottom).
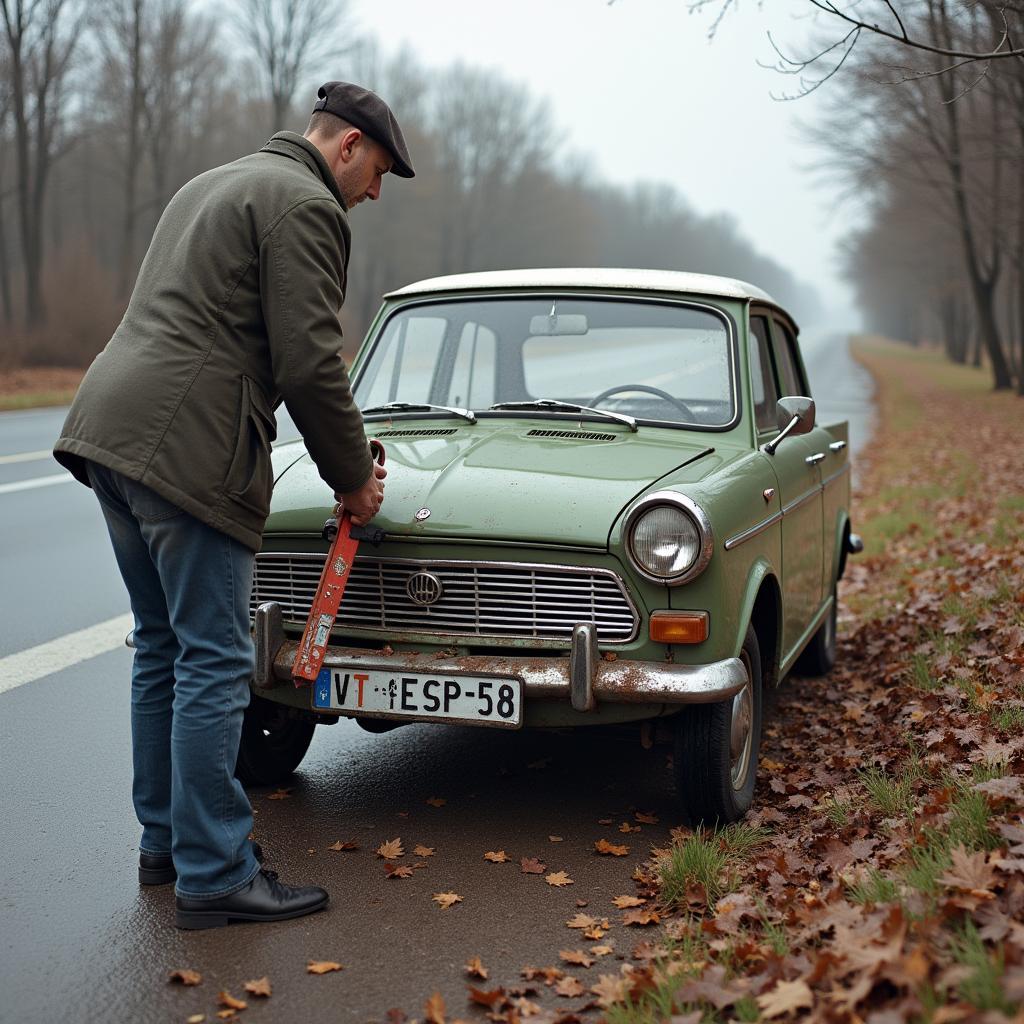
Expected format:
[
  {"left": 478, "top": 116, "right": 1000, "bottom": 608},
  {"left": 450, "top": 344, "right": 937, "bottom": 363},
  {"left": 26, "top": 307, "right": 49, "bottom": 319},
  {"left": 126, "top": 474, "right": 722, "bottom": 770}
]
[
  {"left": 805, "top": 452, "right": 826, "bottom": 466},
  {"left": 829, "top": 441, "right": 847, "bottom": 452}
]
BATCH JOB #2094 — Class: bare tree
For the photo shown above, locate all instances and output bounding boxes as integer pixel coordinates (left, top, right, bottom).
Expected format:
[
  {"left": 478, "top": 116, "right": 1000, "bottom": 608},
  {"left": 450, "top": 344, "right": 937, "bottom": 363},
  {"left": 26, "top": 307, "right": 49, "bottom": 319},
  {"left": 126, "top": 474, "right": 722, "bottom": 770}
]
[{"left": 233, "top": 0, "right": 355, "bottom": 133}]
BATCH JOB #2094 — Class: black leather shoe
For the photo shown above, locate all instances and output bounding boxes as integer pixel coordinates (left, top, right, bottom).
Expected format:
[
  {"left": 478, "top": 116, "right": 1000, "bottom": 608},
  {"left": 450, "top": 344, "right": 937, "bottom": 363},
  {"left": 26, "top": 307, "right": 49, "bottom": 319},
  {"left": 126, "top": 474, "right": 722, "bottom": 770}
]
[
  {"left": 139, "top": 842, "right": 264, "bottom": 886},
  {"left": 175, "top": 868, "right": 328, "bottom": 930}
]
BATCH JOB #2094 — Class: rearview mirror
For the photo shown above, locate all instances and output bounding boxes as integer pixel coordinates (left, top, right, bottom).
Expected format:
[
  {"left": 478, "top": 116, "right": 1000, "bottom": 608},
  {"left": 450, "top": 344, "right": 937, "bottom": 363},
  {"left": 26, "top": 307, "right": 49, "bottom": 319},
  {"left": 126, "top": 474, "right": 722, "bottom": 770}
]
[
  {"left": 528, "top": 313, "right": 589, "bottom": 336},
  {"left": 763, "top": 396, "right": 815, "bottom": 456}
]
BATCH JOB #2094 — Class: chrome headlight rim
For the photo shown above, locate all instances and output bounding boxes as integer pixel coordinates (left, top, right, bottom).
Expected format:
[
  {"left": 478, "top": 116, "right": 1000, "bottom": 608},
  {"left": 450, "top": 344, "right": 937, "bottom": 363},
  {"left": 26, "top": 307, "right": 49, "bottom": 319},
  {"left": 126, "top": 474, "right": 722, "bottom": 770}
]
[{"left": 624, "top": 490, "right": 713, "bottom": 586}]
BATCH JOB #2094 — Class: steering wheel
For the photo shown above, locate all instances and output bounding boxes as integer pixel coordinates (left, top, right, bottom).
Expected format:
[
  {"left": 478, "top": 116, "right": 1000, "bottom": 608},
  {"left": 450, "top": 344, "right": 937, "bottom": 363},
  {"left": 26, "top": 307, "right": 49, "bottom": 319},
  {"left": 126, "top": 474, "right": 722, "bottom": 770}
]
[{"left": 589, "top": 384, "right": 696, "bottom": 421}]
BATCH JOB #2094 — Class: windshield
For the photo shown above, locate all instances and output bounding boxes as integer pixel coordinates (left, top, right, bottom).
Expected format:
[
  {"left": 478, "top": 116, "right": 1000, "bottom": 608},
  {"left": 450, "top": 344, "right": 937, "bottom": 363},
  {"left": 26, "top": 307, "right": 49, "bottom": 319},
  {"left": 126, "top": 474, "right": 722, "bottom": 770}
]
[{"left": 353, "top": 297, "right": 735, "bottom": 428}]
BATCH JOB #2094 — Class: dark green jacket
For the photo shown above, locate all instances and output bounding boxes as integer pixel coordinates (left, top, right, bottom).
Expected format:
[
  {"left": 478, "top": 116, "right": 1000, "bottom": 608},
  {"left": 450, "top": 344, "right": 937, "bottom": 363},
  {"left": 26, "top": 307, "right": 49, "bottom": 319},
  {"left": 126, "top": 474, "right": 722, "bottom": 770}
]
[{"left": 54, "top": 132, "right": 373, "bottom": 550}]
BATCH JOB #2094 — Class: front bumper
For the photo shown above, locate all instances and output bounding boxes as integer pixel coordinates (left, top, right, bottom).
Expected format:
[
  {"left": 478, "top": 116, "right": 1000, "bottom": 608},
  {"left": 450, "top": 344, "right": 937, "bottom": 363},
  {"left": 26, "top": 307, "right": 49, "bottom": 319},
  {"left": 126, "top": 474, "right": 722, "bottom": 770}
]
[{"left": 253, "top": 602, "right": 746, "bottom": 711}]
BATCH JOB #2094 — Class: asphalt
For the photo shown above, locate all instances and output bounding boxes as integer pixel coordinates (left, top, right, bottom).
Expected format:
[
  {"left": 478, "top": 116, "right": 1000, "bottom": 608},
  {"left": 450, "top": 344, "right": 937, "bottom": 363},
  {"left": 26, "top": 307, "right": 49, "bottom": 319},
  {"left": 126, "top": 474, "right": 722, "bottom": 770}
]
[{"left": 0, "top": 331, "right": 873, "bottom": 1023}]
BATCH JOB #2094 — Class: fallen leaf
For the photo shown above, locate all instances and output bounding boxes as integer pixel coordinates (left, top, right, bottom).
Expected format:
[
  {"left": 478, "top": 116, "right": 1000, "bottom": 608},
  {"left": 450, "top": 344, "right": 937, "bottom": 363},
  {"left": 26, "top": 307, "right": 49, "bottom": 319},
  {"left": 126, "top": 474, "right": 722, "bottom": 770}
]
[
  {"left": 385, "top": 863, "right": 414, "bottom": 878},
  {"left": 939, "top": 845, "right": 996, "bottom": 897},
  {"left": 973, "top": 776, "right": 1024, "bottom": 801},
  {"left": 327, "top": 839, "right": 358, "bottom": 851},
  {"left": 545, "top": 871, "right": 574, "bottom": 887},
  {"left": 307, "top": 961, "right": 344, "bottom": 974},
  {"left": 566, "top": 913, "right": 598, "bottom": 930},
  {"left": 757, "top": 978, "right": 814, "bottom": 1018},
  {"left": 634, "top": 811, "right": 659, "bottom": 824},
  {"left": 414, "top": 844, "right": 436, "bottom": 857},
  {"left": 385, "top": 1011, "right": 407, "bottom": 1024},
  {"left": 548, "top": 835, "right": 564, "bottom": 842},
  {"left": 611, "top": 895, "right": 646, "bottom": 908},
  {"left": 216, "top": 992, "right": 247, "bottom": 1011},
  {"left": 484, "top": 850, "right": 509, "bottom": 863},
  {"left": 591, "top": 944, "right": 614, "bottom": 956},
  {"left": 598, "top": 818, "right": 613, "bottom": 825},
  {"left": 618, "top": 822, "right": 641, "bottom": 833},
  {"left": 243, "top": 976, "right": 271, "bottom": 998},
  {"left": 432, "top": 891, "right": 463, "bottom": 910},
  {"left": 186, "top": 1016, "right": 206, "bottom": 1024},
  {"left": 376, "top": 838, "right": 405, "bottom": 859},
  {"left": 595, "top": 839, "right": 629, "bottom": 856},
  {"left": 424, "top": 991, "right": 446, "bottom": 1024},
  {"left": 426, "top": 797, "right": 446, "bottom": 807},
  {"left": 267, "top": 788, "right": 291, "bottom": 800},
  {"left": 622, "top": 907, "right": 660, "bottom": 926},
  {"left": 559, "top": 950, "right": 595, "bottom": 967},
  {"left": 583, "top": 924, "right": 609, "bottom": 940},
  {"left": 465, "top": 956, "right": 489, "bottom": 980},
  {"left": 215, "top": 1012, "right": 238, "bottom": 1021},
  {"left": 468, "top": 986, "right": 506, "bottom": 1008},
  {"left": 169, "top": 969, "right": 202, "bottom": 986},
  {"left": 554, "top": 977, "right": 585, "bottom": 998},
  {"left": 590, "top": 973, "right": 630, "bottom": 1008},
  {"left": 521, "top": 857, "right": 547, "bottom": 874}
]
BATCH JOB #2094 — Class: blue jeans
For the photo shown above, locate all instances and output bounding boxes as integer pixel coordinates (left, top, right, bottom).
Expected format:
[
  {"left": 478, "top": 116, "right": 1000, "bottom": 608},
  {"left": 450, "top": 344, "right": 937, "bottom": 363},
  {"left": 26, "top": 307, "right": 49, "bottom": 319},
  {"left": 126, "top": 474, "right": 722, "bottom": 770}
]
[{"left": 88, "top": 463, "right": 260, "bottom": 898}]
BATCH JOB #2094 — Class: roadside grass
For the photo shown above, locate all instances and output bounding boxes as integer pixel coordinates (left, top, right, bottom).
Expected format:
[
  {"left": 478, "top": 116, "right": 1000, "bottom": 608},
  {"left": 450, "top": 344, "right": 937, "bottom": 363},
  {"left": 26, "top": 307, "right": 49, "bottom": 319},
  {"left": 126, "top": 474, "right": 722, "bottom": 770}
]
[
  {"left": 0, "top": 388, "right": 79, "bottom": 411},
  {"left": 658, "top": 822, "right": 767, "bottom": 908}
]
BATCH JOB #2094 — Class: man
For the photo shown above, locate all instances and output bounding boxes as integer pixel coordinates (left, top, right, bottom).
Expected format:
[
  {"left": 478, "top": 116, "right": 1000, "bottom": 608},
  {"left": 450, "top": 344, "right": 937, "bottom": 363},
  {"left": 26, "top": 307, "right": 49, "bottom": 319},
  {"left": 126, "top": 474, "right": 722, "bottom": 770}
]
[{"left": 53, "top": 82, "right": 414, "bottom": 930}]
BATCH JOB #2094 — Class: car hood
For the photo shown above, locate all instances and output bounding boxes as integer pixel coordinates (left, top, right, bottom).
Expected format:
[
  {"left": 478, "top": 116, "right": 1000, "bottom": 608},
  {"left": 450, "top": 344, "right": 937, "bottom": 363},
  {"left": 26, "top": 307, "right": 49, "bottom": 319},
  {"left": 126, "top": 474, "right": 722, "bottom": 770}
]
[{"left": 267, "top": 420, "right": 720, "bottom": 547}]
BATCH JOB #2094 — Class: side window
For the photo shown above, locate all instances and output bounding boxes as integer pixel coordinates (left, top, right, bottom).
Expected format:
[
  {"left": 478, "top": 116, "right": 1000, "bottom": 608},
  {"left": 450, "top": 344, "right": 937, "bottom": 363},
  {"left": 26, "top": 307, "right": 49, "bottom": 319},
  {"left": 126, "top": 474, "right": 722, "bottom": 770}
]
[
  {"left": 770, "top": 318, "right": 806, "bottom": 399},
  {"left": 449, "top": 323, "right": 497, "bottom": 408},
  {"left": 749, "top": 315, "right": 780, "bottom": 433}
]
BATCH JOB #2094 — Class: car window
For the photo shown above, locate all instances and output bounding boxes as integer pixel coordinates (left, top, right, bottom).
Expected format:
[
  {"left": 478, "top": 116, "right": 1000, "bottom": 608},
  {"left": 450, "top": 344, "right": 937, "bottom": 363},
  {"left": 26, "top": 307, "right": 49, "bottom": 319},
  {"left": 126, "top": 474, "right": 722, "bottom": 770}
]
[
  {"left": 449, "top": 323, "right": 496, "bottom": 409},
  {"left": 358, "top": 316, "right": 446, "bottom": 407},
  {"left": 749, "top": 315, "right": 779, "bottom": 433},
  {"left": 770, "top": 318, "right": 804, "bottom": 399}
]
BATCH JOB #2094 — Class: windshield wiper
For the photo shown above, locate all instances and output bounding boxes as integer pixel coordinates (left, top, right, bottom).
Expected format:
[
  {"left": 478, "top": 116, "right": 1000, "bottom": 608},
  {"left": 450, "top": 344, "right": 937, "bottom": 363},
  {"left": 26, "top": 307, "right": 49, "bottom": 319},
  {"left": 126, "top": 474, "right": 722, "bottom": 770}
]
[
  {"left": 488, "top": 399, "right": 637, "bottom": 432},
  {"left": 361, "top": 401, "right": 477, "bottom": 424}
]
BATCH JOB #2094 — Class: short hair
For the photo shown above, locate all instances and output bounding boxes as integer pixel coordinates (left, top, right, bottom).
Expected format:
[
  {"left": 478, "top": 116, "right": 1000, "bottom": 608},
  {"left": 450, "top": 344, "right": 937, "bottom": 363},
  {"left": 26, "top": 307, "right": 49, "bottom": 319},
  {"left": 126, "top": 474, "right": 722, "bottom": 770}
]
[{"left": 304, "top": 110, "right": 356, "bottom": 139}]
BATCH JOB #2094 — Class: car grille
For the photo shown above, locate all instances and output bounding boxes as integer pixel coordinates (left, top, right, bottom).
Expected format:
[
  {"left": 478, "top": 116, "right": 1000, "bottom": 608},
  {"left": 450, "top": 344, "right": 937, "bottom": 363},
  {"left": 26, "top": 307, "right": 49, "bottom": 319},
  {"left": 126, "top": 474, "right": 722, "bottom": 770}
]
[{"left": 251, "top": 554, "right": 639, "bottom": 644}]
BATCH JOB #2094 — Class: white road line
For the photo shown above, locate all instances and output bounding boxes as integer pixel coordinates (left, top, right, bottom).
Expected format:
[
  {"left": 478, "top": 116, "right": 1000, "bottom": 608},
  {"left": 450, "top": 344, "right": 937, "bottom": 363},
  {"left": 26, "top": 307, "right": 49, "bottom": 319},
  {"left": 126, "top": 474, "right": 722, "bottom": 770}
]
[
  {"left": 0, "top": 612, "right": 134, "bottom": 695},
  {"left": 0, "top": 448, "right": 53, "bottom": 464},
  {"left": 0, "top": 472, "right": 73, "bottom": 495}
]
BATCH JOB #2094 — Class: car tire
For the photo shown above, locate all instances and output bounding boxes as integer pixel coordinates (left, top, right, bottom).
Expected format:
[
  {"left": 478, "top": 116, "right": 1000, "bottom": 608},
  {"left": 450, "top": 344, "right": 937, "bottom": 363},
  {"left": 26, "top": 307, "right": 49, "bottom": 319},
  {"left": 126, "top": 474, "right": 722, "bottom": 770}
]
[
  {"left": 235, "top": 694, "right": 316, "bottom": 786},
  {"left": 793, "top": 585, "right": 838, "bottom": 677},
  {"left": 673, "top": 624, "right": 762, "bottom": 827}
]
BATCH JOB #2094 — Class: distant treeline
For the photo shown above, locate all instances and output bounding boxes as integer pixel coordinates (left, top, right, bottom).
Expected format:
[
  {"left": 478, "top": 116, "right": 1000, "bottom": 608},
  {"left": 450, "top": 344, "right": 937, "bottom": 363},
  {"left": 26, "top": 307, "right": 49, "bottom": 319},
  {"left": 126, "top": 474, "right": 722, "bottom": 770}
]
[{"left": 0, "top": 0, "right": 821, "bottom": 370}]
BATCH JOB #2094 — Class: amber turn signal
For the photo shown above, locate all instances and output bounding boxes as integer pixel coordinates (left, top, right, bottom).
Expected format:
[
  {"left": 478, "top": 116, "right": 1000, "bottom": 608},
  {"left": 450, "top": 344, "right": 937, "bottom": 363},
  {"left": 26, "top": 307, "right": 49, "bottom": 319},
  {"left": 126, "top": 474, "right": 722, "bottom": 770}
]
[{"left": 649, "top": 611, "right": 709, "bottom": 644}]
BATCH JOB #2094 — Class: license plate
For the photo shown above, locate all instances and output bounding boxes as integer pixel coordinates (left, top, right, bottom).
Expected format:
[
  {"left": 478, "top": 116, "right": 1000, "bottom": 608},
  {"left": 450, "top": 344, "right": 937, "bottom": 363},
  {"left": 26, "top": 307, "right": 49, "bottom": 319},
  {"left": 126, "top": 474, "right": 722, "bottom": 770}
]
[{"left": 312, "top": 667, "right": 523, "bottom": 728}]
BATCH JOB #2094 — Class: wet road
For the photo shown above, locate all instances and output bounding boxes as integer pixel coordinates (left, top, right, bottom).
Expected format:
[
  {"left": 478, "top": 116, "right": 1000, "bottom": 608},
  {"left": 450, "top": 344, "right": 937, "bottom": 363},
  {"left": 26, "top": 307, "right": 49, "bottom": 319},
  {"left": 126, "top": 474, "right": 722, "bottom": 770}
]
[{"left": 0, "top": 331, "right": 872, "bottom": 1023}]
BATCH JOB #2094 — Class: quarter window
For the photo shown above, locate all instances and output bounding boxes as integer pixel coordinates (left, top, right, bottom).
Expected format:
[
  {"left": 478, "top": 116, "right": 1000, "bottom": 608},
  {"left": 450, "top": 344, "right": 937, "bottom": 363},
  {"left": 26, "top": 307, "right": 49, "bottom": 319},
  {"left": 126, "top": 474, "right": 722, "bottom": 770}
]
[
  {"left": 749, "top": 316, "right": 779, "bottom": 433},
  {"left": 770, "top": 318, "right": 805, "bottom": 399}
]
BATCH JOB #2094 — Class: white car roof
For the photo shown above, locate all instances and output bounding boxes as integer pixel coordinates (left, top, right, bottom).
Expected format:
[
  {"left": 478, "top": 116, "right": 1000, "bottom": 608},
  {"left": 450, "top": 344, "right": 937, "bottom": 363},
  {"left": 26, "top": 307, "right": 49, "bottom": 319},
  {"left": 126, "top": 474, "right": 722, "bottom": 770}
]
[{"left": 385, "top": 267, "right": 779, "bottom": 305}]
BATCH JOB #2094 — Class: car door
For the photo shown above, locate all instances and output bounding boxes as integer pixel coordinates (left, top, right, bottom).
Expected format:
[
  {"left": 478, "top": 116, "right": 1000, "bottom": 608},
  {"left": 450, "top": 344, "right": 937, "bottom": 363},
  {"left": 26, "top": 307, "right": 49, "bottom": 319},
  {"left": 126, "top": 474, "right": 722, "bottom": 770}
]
[{"left": 751, "top": 312, "right": 824, "bottom": 662}]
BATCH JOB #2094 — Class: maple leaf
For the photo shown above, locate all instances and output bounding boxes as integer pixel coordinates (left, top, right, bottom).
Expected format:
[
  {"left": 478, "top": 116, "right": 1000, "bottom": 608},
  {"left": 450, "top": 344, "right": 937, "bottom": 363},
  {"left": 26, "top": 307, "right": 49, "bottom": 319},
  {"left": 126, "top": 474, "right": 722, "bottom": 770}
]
[
  {"left": 548, "top": 835, "right": 564, "bottom": 843},
  {"left": 327, "top": 839, "right": 358, "bottom": 851},
  {"left": 216, "top": 992, "right": 247, "bottom": 1011},
  {"left": 612, "top": 895, "right": 646, "bottom": 909},
  {"left": 622, "top": 907, "right": 660, "bottom": 926},
  {"left": 267, "top": 788, "right": 291, "bottom": 800},
  {"left": 465, "top": 956, "right": 489, "bottom": 980},
  {"left": 484, "top": 850, "right": 509, "bottom": 863},
  {"left": 591, "top": 944, "right": 614, "bottom": 956},
  {"left": 583, "top": 925, "right": 609, "bottom": 940},
  {"left": 619, "top": 822, "right": 641, "bottom": 833},
  {"left": 566, "top": 913, "right": 598, "bottom": 930},
  {"left": 559, "top": 950, "right": 595, "bottom": 967},
  {"left": 376, "top": 838, "right": 404, "bottom": 859},
  {"left": 432, "top": 891, "right": 463, "bottom": 910},
  {"left": 169, "top": 969, "right": 202, "bottom": 986},
  {"left": 385, "top": 863, "right": 414, "bottom": 878},
  {"left": 521, "top": 857, "right": 546, "bottom": 874},
  {"left": 468, "top": 986, "right": 507, "bottom": 1008},
  {"left": 424, "top": 991, "right": 446, "bottom": 1024},
  {"left": 545, "top": 871, "right": 574, "bottom": 887},
  {"left": 756, "top": 978, "right": 814, "bottom": 1018},
  {"left": 595, "top": 839, "right": 629, "bottom": 856},
  {"left": 414, "top": 844, "right": 436, "bottom": 857},
  {"left": 973, "top": 776, "right": 1024, "bottom": 801},
  {"left": 426, "top": 796, "right": 446, "bottom": 807},
  {"left": 590, "top": 973, "right": 630, "bottom": 1008},
  {"left": 307, "top": 961, "right": 344, "bottom": 974},
  {"left": 243, "top": 976, "right": 271, "bottom": 998},
  {"left": 939, "top": 845, "right": 996, "bottom": 898},
  {"left": 634, "top": 811, "right": 659, "bottom": 824},
  {"left": 554, "top": 977, "right": 585, "bottom": 998}
]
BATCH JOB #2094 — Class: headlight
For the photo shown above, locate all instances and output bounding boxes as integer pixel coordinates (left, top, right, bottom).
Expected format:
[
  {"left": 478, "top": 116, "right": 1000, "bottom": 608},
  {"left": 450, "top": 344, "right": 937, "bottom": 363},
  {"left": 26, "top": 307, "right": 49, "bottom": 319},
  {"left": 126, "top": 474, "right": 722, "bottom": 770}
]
[{"left": 625, "top": 491, "right": 713, "bottom": 585}]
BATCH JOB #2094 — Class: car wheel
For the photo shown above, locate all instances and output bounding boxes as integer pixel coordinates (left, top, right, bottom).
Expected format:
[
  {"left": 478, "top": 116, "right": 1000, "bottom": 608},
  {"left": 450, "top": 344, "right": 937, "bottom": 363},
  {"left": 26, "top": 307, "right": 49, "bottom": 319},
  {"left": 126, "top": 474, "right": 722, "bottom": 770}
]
[
  {"left": 794, "top": 584, "right": 838, "bottom": 677},
  {"left": 673, "top": 624, "right": 762, "bottom": 826},
  {"left": 235, "top": 693, "right": 316, "bottom": 786}
]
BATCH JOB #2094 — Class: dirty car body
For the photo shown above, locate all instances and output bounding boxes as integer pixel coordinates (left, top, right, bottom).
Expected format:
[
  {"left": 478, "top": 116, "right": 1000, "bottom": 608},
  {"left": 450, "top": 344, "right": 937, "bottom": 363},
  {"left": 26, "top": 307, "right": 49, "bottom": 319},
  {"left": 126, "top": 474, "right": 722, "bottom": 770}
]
[{"left": 245, "top": 268, "right": 859, "bottom": 823}]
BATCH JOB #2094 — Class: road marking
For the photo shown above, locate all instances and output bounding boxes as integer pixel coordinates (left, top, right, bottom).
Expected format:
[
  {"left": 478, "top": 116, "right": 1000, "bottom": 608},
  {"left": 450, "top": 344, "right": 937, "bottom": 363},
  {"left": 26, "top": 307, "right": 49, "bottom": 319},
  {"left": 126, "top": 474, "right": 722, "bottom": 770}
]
[
  {"left": 0, "top": 448, "right": 53, "bottom": 464},
  {"left": 0, "top": 472, "right": 73, "bottom": 495},
  {"left": 0, "top": 612, "right": 134, "bottom": 695}
]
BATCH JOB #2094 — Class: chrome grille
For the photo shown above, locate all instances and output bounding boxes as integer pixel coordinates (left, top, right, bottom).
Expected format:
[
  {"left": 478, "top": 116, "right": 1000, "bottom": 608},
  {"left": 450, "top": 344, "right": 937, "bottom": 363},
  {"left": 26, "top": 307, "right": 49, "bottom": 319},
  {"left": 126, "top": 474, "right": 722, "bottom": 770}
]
[{"left": 251, "top": 555, "right": 638, "bottom": 644}]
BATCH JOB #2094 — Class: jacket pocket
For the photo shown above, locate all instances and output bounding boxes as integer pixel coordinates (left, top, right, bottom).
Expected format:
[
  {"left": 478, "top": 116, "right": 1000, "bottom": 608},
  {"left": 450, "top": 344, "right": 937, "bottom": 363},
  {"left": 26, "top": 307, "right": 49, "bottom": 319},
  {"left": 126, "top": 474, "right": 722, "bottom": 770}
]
[{"left": 225, "top": 376, "right": 277, "bottom": 516}]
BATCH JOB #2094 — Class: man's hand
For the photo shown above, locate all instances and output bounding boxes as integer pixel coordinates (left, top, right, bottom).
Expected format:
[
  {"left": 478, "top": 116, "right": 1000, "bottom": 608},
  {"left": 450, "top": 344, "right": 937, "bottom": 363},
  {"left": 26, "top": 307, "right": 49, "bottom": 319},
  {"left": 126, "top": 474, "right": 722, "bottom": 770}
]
[{"left": 336, "top": 461, "right": 387, "bottom": 525}]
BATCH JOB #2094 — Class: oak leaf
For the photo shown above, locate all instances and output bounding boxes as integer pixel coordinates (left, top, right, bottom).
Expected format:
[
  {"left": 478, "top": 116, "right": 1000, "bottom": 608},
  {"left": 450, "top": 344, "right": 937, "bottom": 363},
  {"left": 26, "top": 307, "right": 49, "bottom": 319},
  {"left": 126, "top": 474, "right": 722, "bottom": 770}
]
[
  {"left": 169, "top": 969, "right": 202, "bottom": 986},
  {"left": 595, "top": 839, "right": 629, "bottom": 856},
  {"left": 424, "top": 991, "right": 446, "bottom": 1024},
  {"left": 545, "top": 871, "right": 574, "bottom": 887},
  {"left": 756, "top": 978, "right": 814, "bottom": 1018},
  {"left": 432, "top": 891, "right": 463, "bottom": 910},
  {"left": 484, "top": 850, "right": 509, "bottom": 863},
  {"left": 307, "top": 961, "right": 343, "bottom": 974},
  {"left": 243, "top": 976, "right": 271, "bottom": 997},
  {"left": 385, "top": 863, "right": 414, "bottom": 878},
  {"left": 465, "top": 956, "right": 489, "bottom": 979},
  {"left": 559, "top": 950, "right": 595, "bottom": 967},
  {"left": 426, "top": 796, "right": 446, "bottom": 807},
  {"left": 376, "top": 838, "right": 404, "bottom": 859},
  {"left": 327, "top": 839, "right": 358, "bottom": 851},
  {"left": 216, "top": 992, "right": 247, "bottom": 1011},
  {"left": 611, "top": 895, "right": 646, "bottom": 908},
  {"left": 521, "top": 857, "right": 546, "bottom": 874},
  {"left": 414, "top": 844, "right": 436, "bottom": 857},
  {"left": 554, "top": 977, "right": 584, "bottom": 998}
]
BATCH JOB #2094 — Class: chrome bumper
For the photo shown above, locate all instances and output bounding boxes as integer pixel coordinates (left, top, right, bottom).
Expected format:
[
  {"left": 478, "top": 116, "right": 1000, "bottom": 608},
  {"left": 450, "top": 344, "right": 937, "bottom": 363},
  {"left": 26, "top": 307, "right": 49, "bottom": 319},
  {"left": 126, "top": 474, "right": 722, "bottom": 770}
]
[{"left": 253, "top": 602, "right": 746, "bottom": 709}]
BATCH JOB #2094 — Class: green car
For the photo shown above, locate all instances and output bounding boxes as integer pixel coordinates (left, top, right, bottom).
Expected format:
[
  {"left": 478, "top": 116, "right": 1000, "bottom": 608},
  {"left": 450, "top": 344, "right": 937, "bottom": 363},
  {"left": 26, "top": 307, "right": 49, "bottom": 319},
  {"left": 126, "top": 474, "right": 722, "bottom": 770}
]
[{"left": 242, "top": 269, "right": 860, "bottom": 824}]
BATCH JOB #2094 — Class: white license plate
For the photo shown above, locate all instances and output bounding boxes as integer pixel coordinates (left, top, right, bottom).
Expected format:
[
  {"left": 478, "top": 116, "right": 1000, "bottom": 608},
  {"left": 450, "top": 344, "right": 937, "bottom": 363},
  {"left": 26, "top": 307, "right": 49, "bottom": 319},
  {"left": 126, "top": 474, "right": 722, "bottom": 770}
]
[{"left": 312, "top": 667, "right": 523, "bottom": 728}]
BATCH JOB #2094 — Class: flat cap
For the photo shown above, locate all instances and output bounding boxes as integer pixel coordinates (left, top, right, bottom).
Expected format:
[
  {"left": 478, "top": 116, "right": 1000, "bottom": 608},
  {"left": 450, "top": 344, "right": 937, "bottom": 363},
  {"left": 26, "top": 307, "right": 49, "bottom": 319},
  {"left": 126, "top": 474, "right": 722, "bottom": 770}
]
[{"left": 313, "top": 81, "right": 415, "bottom": 178}]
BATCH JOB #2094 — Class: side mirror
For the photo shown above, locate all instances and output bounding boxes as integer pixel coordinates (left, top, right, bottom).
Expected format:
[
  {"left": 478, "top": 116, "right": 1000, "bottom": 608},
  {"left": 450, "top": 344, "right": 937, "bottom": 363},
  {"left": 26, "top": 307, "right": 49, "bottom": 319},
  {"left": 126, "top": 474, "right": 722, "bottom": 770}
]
[{"left": 763, "top": 396, "right": 815, "bottom": 456}]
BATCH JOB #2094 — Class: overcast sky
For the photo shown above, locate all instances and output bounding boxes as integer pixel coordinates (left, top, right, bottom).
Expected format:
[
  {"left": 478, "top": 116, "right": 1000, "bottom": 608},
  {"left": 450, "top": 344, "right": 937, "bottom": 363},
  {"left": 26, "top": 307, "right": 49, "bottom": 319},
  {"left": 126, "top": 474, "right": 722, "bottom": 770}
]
[{"left": 345, "top": 0, "right": 864, "bottom": 330}]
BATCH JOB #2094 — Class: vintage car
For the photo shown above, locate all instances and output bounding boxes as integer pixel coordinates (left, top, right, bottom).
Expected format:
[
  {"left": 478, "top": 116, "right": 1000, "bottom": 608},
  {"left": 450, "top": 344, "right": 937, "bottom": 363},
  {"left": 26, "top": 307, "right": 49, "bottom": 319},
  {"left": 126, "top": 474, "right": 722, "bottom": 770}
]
[{"left": 241, "top": 268, "right": 861, "bottom": 824}]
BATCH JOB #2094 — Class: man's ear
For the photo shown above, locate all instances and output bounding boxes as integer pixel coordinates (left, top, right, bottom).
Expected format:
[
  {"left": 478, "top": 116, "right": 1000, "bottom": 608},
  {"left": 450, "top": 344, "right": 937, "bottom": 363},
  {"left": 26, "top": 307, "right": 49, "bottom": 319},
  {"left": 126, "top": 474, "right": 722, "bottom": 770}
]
[{"left": 337, "top": 127, "right": 363, "bottom": 164}]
